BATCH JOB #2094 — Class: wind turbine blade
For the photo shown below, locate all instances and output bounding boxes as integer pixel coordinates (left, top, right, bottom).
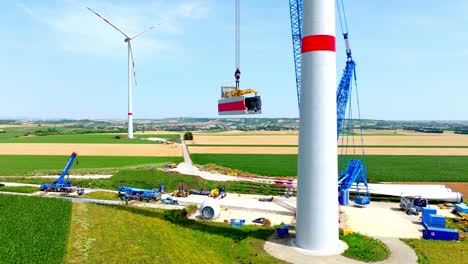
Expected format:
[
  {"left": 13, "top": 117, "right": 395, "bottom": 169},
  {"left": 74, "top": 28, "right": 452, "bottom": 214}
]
[
  {"left": 129, "top": 42, "right": 137, "bottom": 86},
  {"left": 87, "top": 7, "right": 129, "bottom": 38},
  {"left": 131, "top": 25, "right": 158, "bottom": 39}
]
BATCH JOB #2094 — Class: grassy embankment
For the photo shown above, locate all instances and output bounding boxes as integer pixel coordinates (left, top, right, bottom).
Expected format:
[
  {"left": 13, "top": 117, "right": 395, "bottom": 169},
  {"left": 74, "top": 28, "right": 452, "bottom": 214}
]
[
  {"left": 0, "top": 155, "right": 182, "bottom": 175},
  {"left": 66, "top": 202, "right": 389, "bottom": 263},
  {"left": 0, "top": 194, "right": 72, "bottom": 264},
  {"left": 0, "top": 185, "right": 38, "bottom": 193},
  {"left": 402, "top": 218, "right": 467, "bottom": 264},
  {"left": 192, "top": 154, "right": 468, "bottom": 182},
  {"left": 1, "top": 169, "right": 291, "bottom": 196},
  {"left": 340, "top": 232, "right": 389, "bottom": 262}
]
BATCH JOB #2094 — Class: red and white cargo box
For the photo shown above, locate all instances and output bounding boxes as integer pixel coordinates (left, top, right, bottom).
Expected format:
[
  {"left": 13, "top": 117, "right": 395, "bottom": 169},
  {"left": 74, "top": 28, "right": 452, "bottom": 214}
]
[
  {"left": 218, "top": 86, "right": 262, "bottom": 115},
  {"left": 218, "top": 96, "right": 262, "bottom": 115}
]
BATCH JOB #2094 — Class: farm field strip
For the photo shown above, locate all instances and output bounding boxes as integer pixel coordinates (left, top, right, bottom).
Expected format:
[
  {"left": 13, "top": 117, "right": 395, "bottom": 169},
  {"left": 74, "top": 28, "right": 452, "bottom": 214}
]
[
  {"left": 188, "top": 146, "right": 468, "bottom": 155},
  {"left": 189, "top": 133, "right": 468, "bottom": 146},
  {"left": 191, "top": 154, "right": 468, "bottom": 182},
  {"left": 188, "top": 144, "right": 468, "bottom": 148},
  {"left": 0, "top": 155, "right": 182, "bottom": 175},
  {"left": 0, "top": 133, "right": 180, "bottom": 144},
  {"left": 0, "top": 143, "right": 182, "bottom": 156}
]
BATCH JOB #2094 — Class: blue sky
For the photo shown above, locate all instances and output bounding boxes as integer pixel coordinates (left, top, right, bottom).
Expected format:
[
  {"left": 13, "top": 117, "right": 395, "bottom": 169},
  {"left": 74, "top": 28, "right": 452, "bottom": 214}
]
[{"left": 1, "top": 0, "right": 467, "bottom": 120}]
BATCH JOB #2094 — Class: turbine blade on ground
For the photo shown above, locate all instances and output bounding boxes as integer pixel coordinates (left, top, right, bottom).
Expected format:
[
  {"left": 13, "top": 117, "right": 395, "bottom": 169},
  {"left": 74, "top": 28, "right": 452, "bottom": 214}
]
[{"left": 87, "top": 7, "right": 129, "bottom": 38}]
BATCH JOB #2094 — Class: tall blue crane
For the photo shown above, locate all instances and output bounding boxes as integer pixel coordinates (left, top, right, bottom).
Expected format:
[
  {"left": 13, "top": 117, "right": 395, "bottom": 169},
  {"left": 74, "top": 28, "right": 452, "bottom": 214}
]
[
  {"left": 40, "top": 152, "right": 84, "bottom": 195},
  {"left": 288, "top": 0, "right": 303, "bottom": 108},
  {"left": 289, "top": 0, "right": 369, "bottom": 205}
]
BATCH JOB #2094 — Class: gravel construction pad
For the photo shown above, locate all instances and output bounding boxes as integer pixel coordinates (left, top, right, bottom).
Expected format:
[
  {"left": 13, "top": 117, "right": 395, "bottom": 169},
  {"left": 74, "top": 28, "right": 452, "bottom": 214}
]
[{"left": 340, "top": 202, "right": 423, "bottom": 238}]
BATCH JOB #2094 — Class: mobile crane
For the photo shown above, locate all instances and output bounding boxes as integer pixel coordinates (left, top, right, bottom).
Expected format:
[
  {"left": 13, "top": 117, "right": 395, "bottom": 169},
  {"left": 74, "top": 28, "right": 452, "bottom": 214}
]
[{"left": 39, "top": 152, "right": 84, "bottom": 195}]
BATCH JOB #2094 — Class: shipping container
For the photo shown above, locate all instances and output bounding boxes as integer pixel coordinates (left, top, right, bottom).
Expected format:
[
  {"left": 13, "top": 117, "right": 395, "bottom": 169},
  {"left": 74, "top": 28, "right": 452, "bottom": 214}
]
[{"left": 423, "top": 227, "right": 459, "bottom": 241}]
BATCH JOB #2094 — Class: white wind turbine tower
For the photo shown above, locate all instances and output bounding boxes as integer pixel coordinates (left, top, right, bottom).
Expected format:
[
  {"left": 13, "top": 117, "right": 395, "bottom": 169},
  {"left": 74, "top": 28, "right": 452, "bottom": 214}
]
[{"left": 87, "top": 7, "right": 156, "bottom": 139}]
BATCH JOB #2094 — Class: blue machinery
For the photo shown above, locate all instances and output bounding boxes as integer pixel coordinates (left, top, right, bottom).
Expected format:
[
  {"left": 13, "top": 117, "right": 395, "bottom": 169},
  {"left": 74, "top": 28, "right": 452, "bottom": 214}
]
[
  {"left": 289, "top": 0, "right": 369, "bottom": 205},
  {"left": 40, "top": 152, "right": 84, "bottom": 195}
]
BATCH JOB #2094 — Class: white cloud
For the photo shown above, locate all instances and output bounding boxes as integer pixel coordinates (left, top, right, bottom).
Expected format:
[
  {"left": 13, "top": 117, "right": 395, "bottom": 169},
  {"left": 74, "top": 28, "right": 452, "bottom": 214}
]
[
  {"left": 16, "top": 2, "right": 33, "bottom": 16},
  {"left": 15, "top": 0, "right": 211, "bottom": 58}
]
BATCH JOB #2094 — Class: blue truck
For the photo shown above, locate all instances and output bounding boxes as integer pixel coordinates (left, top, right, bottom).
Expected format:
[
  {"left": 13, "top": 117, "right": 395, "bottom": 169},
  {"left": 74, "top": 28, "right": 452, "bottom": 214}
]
[{"left": 118, "top": 186, "right": 161, "bottom": 202}]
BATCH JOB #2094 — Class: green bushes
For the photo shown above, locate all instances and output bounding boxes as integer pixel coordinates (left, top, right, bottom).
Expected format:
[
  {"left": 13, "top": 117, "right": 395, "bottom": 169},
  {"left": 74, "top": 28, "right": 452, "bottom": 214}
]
[
  {"left": 184, "top": 131, "right": 193, "bottom": 140},
  {"left": 0, "top": 194, "right": 72, "bottom": 264}
]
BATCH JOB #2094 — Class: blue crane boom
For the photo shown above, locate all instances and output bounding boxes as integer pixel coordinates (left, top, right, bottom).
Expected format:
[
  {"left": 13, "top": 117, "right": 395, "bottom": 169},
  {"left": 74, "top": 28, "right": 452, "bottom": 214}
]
[
  {"left": 39, "top": 152, "right": 84, "bottom": 195},
  {"left": 288, "top": 0, "right": 303, "bottom": 108},
  {"left": 289, "top": 0, "right": 369, "bottom": 205},
  {"left": 54, "top": 152, "right": 77, "bottom": 184}
]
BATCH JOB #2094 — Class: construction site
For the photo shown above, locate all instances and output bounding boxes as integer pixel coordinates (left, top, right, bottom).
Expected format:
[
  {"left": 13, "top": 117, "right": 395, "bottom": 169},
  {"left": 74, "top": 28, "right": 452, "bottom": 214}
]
[{"left": 1, "top": 0, "right": 467, "bottom": 264}]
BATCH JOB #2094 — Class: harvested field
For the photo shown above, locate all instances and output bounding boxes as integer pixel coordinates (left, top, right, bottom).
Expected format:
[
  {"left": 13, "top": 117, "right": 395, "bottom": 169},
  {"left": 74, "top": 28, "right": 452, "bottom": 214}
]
[
  {"left": 188, "top": 146, "right": 297, "bottom": 154},
  {"left": 189, "top": 145, "right": 468, "bottom": 155},
  {"left": 187, "top": 135, "right": 298, "bottom": 145},
  {"left": 359, "top": 134, "right": 468, "bottom": 146},
  {"left": 0, "top": 143, "right": 182, "bottom": 156},
  {"left": 193, "top": 130, "right": 298, "bottom": 136},
  {"left": 360, "top": 147, "right": 468, "bottom": 156},
  {"left": 189, "top": 132, "right": 468, "bottom": 147}
]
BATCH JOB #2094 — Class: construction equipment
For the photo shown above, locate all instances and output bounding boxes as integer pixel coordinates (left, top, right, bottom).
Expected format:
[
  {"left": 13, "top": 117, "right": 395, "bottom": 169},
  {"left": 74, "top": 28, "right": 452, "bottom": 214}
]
[
  {"left": 218, "top": 0, "right": 262, "bottom": 115},
  {"left": 400, "top": 196, "right": 428, "bottom": 215},
  {"left": 209, "top": 185, "right": 226, "bottom": 199},
  {"left": 189, "top": 188, "right": 211, "bottom": 196},
  {"left": 172, "top": 184, "right": 189, "bottom": 197},
  {"left": 39, "top": 152, "right": 84, "bottom": 195},
  {"left": 289, "top": 0, "right": 369, "bottom": 206},
  {"left": 117, "top": 186, "right": 161, "bottom": 202},
  {"left": 258, "top": 196, "right": 274, "bottom": 202}
]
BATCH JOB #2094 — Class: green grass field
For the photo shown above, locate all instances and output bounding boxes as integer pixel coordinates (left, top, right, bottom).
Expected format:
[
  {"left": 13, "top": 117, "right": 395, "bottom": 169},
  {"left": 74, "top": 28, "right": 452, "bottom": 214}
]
[
  {"left": 72, "top": 169, "right": 290, "bottom": 196},
  {"left": 192, "top": 154, "right": 298, "bottom": 176},
  {"left": 0, "top": 194, "right": 72, "bottom": 264},
  {"left": 192, "top": 154, "right": 468, "bottom": 182},
  {"left": 0, "top": 185, "right": 38, "bottom": 193},
  {"left": 0, "top": 132, "right": 179, "bottom": 144},
  {"left": 403, "top": 239, "right": 466, "bottom": 264},
  {"left": 0, "top": 155, "right": 182, "bottom": 175},
  {"left": 66, "top": 203, "right": 284, "bottom": 263},
  {"left": 340, "top": 232, "right": 389, "bottom": 262}
]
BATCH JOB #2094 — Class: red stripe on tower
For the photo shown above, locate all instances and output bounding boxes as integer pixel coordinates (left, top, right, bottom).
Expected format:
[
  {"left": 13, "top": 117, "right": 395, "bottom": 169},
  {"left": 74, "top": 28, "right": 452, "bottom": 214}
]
[
  {"left": 301, "top": 35, "right": 336, "bottom": 53},
  {"left": 128, "top": 112, "right": 133, "bottom": 115}
]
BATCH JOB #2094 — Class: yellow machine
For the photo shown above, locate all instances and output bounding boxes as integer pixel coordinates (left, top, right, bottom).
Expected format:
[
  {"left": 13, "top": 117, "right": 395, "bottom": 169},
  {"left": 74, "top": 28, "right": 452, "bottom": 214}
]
[
  {"left": 209, "top": 189, "right": 219, "bottom": 198},
  {"left": 223, "top": 87, "right": 258, "bottom": 98}
]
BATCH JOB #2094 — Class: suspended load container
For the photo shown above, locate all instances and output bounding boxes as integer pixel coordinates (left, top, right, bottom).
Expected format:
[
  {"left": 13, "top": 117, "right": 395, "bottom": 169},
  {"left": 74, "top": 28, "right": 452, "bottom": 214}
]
[{"left": 218, "top": 86, "right": 262, "bottom": 115}]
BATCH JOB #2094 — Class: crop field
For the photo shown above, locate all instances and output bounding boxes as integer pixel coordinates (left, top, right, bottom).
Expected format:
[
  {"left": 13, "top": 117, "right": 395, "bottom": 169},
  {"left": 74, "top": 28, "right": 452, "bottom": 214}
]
[
  {"left": 0, "top": 143, "right": 182, "bottom": 156},
  {"left": 0, "top": 194, "right": 72, "bottom": 264},
  {"left": 187, "top": 135, "right": 298, "bottom": 145},
  {"left": 0, "top": 155, "right": 182, "bottom": 175},
  {"left": 66, "top": 203, "right": 283, "bottom": 263},
  {"left": 191, "top": 154, "right": 468, "bottom": 182},
  {"left": 0, "top": 133, "right": 179, "bottom": 144}
]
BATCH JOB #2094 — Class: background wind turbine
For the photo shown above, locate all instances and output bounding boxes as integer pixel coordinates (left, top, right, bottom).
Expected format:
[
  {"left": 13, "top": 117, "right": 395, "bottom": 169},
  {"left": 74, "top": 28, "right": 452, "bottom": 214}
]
[{"left": 87, "top": 7, "right": 156, "bottom": 139}]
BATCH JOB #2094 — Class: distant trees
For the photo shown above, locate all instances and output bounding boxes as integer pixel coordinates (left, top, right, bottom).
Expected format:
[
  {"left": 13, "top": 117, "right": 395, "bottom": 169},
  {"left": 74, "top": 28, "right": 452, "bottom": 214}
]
[{"left": 184, "top": 131, "right": 193, "bottom": 140}]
